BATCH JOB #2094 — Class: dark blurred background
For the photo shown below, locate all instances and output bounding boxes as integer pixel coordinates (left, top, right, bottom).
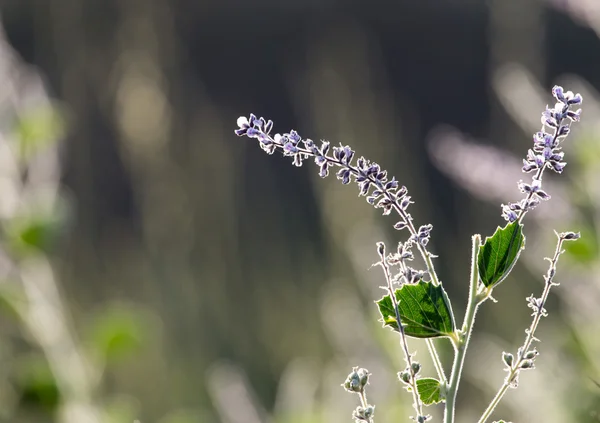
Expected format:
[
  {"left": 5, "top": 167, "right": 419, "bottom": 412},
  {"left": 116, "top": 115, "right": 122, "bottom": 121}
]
[{"left": 0, "top": 1, "right": 599, "bottom": 422}]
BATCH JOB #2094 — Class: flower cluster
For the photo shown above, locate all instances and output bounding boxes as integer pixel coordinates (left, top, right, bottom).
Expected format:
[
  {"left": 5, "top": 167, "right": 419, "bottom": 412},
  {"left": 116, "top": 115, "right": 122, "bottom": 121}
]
[
  {"left": 381, "top": 240, "right": 429, "bottom": 286},
  {"left": 501, "top": 86, "right": 582, "bottom": 222},
  {"left": 342, "top": 367, "right": 375, "bottom": 423},
  {"left": 235, "top": 114, "right": 433, "bottom": 250}
]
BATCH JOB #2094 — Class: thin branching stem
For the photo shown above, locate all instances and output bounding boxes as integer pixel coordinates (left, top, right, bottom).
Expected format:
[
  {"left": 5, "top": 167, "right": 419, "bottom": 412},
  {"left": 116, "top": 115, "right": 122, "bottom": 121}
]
[
  {"left": 477, "top": 232, "right": 575, "bottom": 423},
  {"left": 377, "top": 243, "right": 424, "bottom": 420},
  {"left": 444, "top": 234, "right": 483, "bottom": 423}
]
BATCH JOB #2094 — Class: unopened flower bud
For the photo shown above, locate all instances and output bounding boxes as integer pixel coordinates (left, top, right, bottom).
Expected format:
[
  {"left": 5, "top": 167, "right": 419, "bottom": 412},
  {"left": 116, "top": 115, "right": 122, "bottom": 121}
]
[
  {"left": 502, "top": 352, "right": 514, "bottom": 367},
  {"left": 377, "top": 242, "right": 386, "bottom": 258},
  {"left": 520, "top": 359, "right": 535, "bottom": 369},
  {"left": 524, "top": 349, "right": 538, "bottom": 360},
  {"left": 411, "top": 362, "right": 421, "bottom": 375},
  {"left": 343, "top": 367, "right": 363, "bottom": 393},
  {"left": 398, "top": 370, "right": 411, "bottom": 384},
  {"left": 561, "top": 231, "right": 581, "bottom": 240},
  {"left": 353, "top": 405, "right": 375, "bottom": 422},
  {"left": 357, "top": 368, "right": 370, "bottom": 387}
]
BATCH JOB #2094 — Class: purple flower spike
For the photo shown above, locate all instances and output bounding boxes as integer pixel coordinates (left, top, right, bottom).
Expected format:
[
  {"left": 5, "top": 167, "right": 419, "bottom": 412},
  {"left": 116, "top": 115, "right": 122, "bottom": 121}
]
[{"left": 502, "top": 86, "right": 582, "bottom": 221}]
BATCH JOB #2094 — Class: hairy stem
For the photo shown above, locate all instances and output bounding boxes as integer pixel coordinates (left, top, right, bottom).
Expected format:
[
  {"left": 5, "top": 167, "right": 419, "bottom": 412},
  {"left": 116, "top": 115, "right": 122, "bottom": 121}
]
[
  {"left": 426, "top": 338, "right": 447, "bottom": 384},
  {"left": 377, "top": 244, "right": 424, "bottom": 420},
  {"left": 444, "top": 234, "right": 482, "bottom": 423},
  {"left": 477, "top": 233, "right": 571, "bottom": 423}
]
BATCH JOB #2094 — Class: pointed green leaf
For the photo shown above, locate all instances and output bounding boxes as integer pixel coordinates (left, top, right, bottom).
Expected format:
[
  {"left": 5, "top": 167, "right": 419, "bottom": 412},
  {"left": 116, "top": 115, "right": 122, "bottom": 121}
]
[
  {"left": 376, "top": 281, "right": 456, "bottom": 338},
  {"left": 478, "top": 222, "right": 525, "bottom": 288},
  {"left": 416, "top": 378, "right": 443, "bottom": 405}
]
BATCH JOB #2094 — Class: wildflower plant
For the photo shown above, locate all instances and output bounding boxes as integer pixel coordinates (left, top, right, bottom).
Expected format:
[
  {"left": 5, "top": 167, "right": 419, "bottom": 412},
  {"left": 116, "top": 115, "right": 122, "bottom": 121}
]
[{"left": 234, "top": 86, "right": 583, "bottom": 423}]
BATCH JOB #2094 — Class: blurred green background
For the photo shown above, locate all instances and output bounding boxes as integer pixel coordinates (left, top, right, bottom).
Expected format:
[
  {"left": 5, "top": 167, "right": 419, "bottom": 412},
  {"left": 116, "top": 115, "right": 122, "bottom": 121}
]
[{"left": 0, "top": 1, "right": 599, "bottom": 422}]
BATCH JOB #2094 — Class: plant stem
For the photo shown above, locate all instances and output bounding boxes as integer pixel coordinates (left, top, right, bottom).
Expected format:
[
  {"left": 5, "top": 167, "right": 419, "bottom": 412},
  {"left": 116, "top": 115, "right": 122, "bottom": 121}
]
[
  {"left": 426, "top": 338, "right": 447, "bottom": 384},
  {"left": 377, "top": 244, "right": 424, "bottom": 420},
  {"left": 387, "top": 201, "right": 447, "bottom": 382},
  {"left": 444, "top": 235, "right": 482, "bottom": 423},
  {"left": 477, "top": 233, "right": 569, "bottom": 423},
  {"left": 358, "top": 391, "right": 374, "bottom": 423}
]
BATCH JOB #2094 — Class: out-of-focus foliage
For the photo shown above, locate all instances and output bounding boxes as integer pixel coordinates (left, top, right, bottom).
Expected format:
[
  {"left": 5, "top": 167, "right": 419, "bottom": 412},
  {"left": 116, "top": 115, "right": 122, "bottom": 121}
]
[{"left": 0, "top": 1, "right": 598, "bottom": 422}]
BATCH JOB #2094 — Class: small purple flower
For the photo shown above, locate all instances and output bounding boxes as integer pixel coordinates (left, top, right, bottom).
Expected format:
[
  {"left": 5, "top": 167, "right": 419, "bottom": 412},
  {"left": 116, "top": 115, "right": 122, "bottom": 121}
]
[
  {"left": 337, "top": 168, "right": 352, "bottom": 185},
  {"left": 568, "top": 93, "right": 582, "bottom": 105},
  {"left": 400, "top": 196, "right": 412, "bottom": 210},
  {"left": 283, "top": 142, "right": 298, "bottom": 155},
  {"left": 358, "top": 181, "right": 370, "bottom": 196},
  {"left": 319, "top": 162, "right": 330, "bottom": 178},
  {"left": 522, "top": 160, "right": 537, "bottom": 173},
  {"left": 534, "top": 155, "right": 545, "bottom": 168},
  {"left": 234, "top": 111, "right": 443, "bottom": 263},
  {"left": 501, "top": 204, "right": 518, "bottom": 222},
  {"left": 235, "top": 116, "right": 251, "bottom": 136},
  {"left": 541, "top": 108, "right": 557, "bottom": 127},
  {"left": 557, "top": 126, "right": 570, "bottom": 137},
  {"left": 386, "top": 178, "right": 399, "bottom": 190},
  {"left": 552, "top": 86, "right": 565, "bottom": 102},
  {"left": 549, "top": 160, "right": 566, "bottom": 173},
  {"left": 342, "top": 146, "right": 355, "bottom": 164},
  {"left": 289, "top": 130, "right": 301, "bottom": 144},
  {"left": 567, "top": 109, "right": 582, "bottom": 122},
  {"left": 503, "top": 85, "right": 581, "bottom": 222},
  {"left": 246, "top": 127, "right": 260, "bottom": 138}
]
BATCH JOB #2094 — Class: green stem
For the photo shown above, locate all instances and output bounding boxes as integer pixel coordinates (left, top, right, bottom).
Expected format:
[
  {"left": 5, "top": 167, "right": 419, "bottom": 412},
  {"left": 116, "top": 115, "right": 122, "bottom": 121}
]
[
  {"left": 426, "top": 339, "right": 447, "bottom": 384},
  {"left": 477, "top": 382, "right": 510, "bottom": 423},
  {"left": 377, "top": 243, "right": 424, "bottom": 420},
  {"left": 388, "top": 201, "right": 447, "bottom": 382},
  {"left": 444, "top": 235, "right": 483, "bottom": 423},
  {"left": 477, "top": 234, "right": 569, "bottom": 423}
]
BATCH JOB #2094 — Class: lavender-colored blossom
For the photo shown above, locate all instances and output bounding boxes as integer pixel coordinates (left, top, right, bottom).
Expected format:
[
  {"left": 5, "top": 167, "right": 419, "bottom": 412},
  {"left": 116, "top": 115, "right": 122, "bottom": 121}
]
[
  {"left": 234, "top": 114, "right": 436, "bottom": 260},
  {"left": 503, "top": 86, "right": 582, "bottom": 221}
]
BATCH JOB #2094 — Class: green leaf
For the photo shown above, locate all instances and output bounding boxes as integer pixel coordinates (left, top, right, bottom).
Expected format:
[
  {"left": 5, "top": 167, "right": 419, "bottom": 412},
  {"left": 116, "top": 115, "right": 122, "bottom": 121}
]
[
  {"left": 478, "top": 222, "right": 525, "bottom": 288},
  {"left": 416, "top": 378, "right": 443, "bottom": 405},
  {"left": 376, "top": 281, "right": 456, "bottom": 338}
]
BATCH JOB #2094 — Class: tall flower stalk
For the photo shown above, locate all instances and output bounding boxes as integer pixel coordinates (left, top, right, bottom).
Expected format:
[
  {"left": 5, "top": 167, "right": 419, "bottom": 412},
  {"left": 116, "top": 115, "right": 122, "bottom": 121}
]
[{"left": 234, "top": 85, "right": 582, "bottom": 423}]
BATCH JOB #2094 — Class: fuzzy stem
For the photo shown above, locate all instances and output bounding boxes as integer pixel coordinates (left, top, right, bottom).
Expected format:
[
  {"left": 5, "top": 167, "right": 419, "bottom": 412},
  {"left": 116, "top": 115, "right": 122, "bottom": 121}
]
[
  {"left": 426, "top": 338, "right": 447, "bottom": 384},
  {"left": 377, "top": 244, "right": 425, "bottom": 420},
  {"left": 358, "top": 391, "right": 374, "bottom": 423},
  {"left": 477, "top": 233, "right": 570, "bottom": 423},
  {"left": 444, "top": 234, "right": 482, "bottom": 423}
]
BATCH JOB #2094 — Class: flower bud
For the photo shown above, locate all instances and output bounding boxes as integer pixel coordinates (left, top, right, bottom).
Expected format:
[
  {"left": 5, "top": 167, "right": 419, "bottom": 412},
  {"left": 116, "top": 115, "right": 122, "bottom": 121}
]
[
  {"left": 343, "top": 368, "right": 362, "bottom": 393},
  {"left": 352, "top": 405, "right": 375, "bottom": 422},
  {"left": 524, "top": 349, "right": 538, "bottom": 360},
  {"left": 520, "top": 359, "right": 535, "bottom": 369},
  {"left": 343, "top": 367, "right": 371, "bottom": 394},
  {"left": 502, "top": 352, "right": 514, "bottom": 367},
  {"left": 398, "top": 370, "right": 411, "bottom": 384},
  {"left": 561, "top": 231, "right": 581, "bottom": 240},
  {"left": 411, "top": 361, "right": 422, "bottom": 376},
  {"left": 357, "top": 368, "right": 370, "bottom": 387}
]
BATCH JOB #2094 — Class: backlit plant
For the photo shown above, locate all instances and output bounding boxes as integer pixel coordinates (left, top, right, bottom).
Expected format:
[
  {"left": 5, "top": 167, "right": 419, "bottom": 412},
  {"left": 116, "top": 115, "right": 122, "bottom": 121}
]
[{"left": 234, "top": 86, "right": 582, "bottom": 423}]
